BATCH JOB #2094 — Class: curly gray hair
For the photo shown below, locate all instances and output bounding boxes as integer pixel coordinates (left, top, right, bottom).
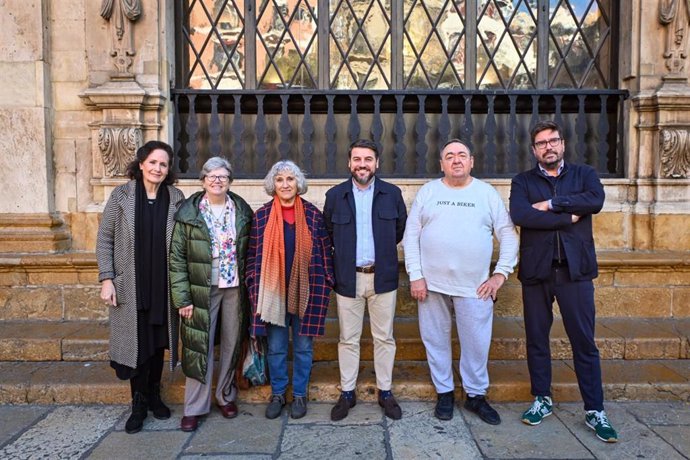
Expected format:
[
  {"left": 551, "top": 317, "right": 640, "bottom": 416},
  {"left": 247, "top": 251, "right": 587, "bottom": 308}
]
[
  {"left": 199, "top": 156, "right": 233, "bottom": 183},
  {"left": 263, "top": 160, "right": 308, "bottom": 196}
]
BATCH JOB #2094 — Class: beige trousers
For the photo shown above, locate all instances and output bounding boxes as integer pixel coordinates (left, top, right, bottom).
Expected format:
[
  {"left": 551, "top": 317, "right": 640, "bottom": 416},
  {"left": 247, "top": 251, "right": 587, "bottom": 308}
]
[
  {"left": 336, "top": 272, "right": 397, "bottom": 391},
  {"left": 183, "top": 286, "right": 240, "bottom": 416}
]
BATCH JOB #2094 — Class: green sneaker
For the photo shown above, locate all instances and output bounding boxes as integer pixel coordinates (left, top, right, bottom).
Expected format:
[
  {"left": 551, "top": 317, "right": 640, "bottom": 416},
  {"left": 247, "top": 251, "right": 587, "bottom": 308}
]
[
  {"left": 521, "top": 396, "right": 553, "bottom": 425},
  {"left": 585, "top": 410, "right": 618, "bottom": 443}
]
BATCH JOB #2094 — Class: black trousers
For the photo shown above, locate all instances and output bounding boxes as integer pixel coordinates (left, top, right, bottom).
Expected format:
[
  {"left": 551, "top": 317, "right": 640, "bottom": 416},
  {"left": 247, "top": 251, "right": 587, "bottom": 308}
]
[
  {"left": 521, "top": 265, "right": 604, "bottom": 411},
  {"left": 129, "top": 348, "right": 165, "bottom": 398}
]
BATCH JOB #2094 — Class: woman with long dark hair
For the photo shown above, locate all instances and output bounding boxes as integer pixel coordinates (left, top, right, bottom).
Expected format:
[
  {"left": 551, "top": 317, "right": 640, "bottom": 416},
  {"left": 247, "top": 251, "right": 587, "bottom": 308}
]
[{"left": 96, "top": 140, "right": 184, "bottom": 433}]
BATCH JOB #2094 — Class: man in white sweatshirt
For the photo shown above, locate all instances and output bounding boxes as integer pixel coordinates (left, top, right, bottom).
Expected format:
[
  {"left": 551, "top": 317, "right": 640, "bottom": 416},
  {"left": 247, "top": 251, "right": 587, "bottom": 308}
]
[{"left": 403, "top": 139, "right": 518, "bottom": 424}]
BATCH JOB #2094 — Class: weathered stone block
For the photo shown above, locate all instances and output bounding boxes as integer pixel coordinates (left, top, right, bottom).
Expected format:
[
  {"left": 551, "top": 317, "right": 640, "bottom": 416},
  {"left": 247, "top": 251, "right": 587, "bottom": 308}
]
[
  {"left": 0, "top": 1, "right": 45, "bottom": 61},
  {"left": 53, "top": 82, "right": 89, "bottom": 112},
  {"left": 674, "top": 288, "right": 690, "bottom": 317},
  {"left": 28, "top": 271, "right": 79, "bottom": 285},
  {"left": 0, "top": 109, "right": 51, "bottom": 213},
  {"left": 653, "top": 215, "right": 690, "bottom": 251},
  {"left": 51, "top": 50, "right": 87, "bottom": 82},
  {"left": 0, "top": 62, "right": 37, "bottom": 106},
  {"left": 50, "top": 19, "right": 85, "bottom": 52},
  {"left": 0, "top": 287, "right": 63, "bottom": 320},
  {"left": 632, "top": 214, "right": 653, "bottom": 251},
  {"left": 596, "top": 287, "right": 673, "bottom": 317},
  {"left": 594, "top": 212, "right": 626, "bottom": 249},
  {"left": 63, "top": 287, "right": 107, "bottom": 320},
  {"left": 67, "top": 212, "right": 100, "bottom": 252},
  {"left": 615, "top": 269, "right": 690, "bottom": 287},
  {"left": 0, "top": 272, "right": 28, "bottom": 286}
]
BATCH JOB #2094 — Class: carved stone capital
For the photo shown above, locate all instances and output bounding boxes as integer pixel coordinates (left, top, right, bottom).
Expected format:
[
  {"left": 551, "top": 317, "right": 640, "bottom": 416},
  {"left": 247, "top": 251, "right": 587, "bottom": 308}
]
[
  {"left": 98, "top": 127, "right": 142, "bottom": 177},
  {"left": 659, "top": 128, "right": 690, "bottom": 178}
]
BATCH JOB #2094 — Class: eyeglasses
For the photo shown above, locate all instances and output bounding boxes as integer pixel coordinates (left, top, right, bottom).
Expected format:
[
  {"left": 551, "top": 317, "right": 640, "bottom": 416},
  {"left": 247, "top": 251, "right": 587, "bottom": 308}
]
[
  {"left": 206, "top": 175, "right": 230, "bottom": 183},
  {"left": 534, "top": 137, "right": 562, "bottom": 149}
]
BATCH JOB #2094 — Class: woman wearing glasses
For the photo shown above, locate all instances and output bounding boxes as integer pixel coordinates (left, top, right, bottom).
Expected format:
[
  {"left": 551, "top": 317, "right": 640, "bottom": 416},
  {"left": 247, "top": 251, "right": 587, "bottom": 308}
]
[
  {"left": 170, "top": 156, "right": 253, "bottom": 432},
  {"left": 96, "top": 141, "right": 185, "bottom": 434},
  {"left": 246, "top": 160, "right": 334, "bottom": 419}
]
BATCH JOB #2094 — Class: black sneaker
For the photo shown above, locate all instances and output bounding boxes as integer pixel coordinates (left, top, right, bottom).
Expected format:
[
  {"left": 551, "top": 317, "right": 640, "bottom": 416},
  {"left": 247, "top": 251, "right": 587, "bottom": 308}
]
[
  {"left": 463, "top": 395, "right": 501, "bottom": 425},
  {"left": 434, "top": 391, "right": 455, "bottom": 421},
  {"left": 265, "top": 394, "right": 285, "bottom": 419},
  {"left": 330, "top": 393, "right": 357, "bottom": 421}
]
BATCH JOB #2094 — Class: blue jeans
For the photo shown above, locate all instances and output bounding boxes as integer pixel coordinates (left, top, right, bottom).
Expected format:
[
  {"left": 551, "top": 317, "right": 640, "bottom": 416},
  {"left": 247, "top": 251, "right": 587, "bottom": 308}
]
[{"left": 266, "top": 313, "right": 314, "bottom": 397}]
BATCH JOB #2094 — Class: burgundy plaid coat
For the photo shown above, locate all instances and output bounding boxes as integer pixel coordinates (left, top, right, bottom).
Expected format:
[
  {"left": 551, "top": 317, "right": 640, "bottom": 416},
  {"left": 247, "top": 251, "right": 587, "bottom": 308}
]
[{"left": 247, "top": 199, "right": 335, "bottom": 337}]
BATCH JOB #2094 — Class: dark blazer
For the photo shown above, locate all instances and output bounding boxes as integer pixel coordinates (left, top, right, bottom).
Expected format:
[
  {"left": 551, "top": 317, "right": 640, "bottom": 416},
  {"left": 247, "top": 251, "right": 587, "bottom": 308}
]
[
  {"left": 509, "top": 162, "right": 605, "bottom": 285},
  {"left": 323, "top": 177, "right": 407, "bottom": 297},
  {"left": 246, "top": 199, "right": 335, "bottom": 337}
]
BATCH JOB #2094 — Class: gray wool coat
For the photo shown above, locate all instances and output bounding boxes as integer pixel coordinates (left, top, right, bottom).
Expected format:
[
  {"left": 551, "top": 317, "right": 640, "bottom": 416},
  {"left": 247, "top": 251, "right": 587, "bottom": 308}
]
[{"left": 96, "top": 180, "right": 185, "bottom": 370}]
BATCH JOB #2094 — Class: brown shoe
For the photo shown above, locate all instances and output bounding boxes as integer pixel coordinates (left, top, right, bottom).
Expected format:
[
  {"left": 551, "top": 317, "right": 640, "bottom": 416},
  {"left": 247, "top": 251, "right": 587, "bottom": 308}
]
[
  {"left": 217, "top": 401, "right": 238, "bottom": 419},
  {"left": 180, "top": 415, "right": 198, "bottom": 432},
  {"left": 378, "top": 394, "right": 402, "bottom": 420},
  {"left": 330, "top": 393, "right": 357, "bottom": 421}
]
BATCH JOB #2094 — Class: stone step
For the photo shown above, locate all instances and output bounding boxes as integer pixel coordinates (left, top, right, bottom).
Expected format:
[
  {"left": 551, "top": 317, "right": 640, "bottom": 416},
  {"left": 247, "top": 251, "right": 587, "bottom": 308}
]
[
  {"left": 2, "top": 250, "right": 689, "bottom": 321},
  {"left": 1, "top": 359, "right": 688, "bottom": 405},
  {"left": 1, "top": 318, "right": 688, "bottom": 362}
]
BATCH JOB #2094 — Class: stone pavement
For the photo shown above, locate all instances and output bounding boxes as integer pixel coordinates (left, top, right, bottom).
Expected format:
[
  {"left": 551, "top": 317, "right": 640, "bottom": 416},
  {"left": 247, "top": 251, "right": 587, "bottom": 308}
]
[{"left": 0, "top": 401, "right": 688, "bottom": 459}]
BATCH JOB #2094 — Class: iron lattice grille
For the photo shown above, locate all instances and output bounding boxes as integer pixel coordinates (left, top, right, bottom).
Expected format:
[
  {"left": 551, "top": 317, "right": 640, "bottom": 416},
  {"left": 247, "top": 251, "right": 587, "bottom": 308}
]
[
  {"left": 548, "top": 0, "right": 611, "bottom": 88},
  {"left": 403, "top": 0, "right": 467, "bottom": 88},
  {"left": 257, "top": 0, "right": 319, "bottom": 88},
  {"left": 180, "top": 0, "right": 247, "bottom": 89},
  {"left": 329, "top": 0, "right": 393, "bottom": 89},
  {"left": 476, "top": 0, "right": 538, "bottom": 89},
  {"left": 177, "top": 0, "right": 616, "bottom": 90}
]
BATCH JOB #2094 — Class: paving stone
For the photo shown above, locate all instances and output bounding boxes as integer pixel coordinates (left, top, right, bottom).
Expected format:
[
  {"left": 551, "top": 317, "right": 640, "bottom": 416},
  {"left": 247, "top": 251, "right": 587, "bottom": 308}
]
[
  {"left": 388, "top": 401, "right": 482, "bottom": 459},
  {"left": 463, "top": 403, "right": 593, "bottom": 459},
  {"left": 287, "top": 401, "right": 383, "bottom": 425},
  {"left": 0, "top": 405, "right": 49, "bottom": 447},
  {"left": 555, "top": 402, "right": 687, "bottom": 460},
  {"left": 183, "top": 404, "right": 282, "bottom": 456},
  {"left": 0, "top": 405, "right": 123, "bottom": 459},
  {"left": 113, "top": 404, "right": 182, "bottom": 431},
  {"left": 280, "top": 424, "right": 386, "bottom": 460},
  {"left": 89, "top": 430, "right": 190, "bottom": 459},
  {"left": 651, "top": 426, "right": 690, "bottom": 458},
  {"left": 624, "top": 401, "right": 690, "bottom": 425}
]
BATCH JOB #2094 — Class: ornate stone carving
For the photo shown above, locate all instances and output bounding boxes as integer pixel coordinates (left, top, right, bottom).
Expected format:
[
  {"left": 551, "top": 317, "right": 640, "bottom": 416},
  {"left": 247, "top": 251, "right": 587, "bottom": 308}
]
[
  {"left": 659, "top": 0, "right": 690, "bottom": 75},
  {"left": 100, "top": 0, "right": 142, "bottom": 76},
  {"left": 659, "top": 128, "right": 690, "bottom": 178},
  {"left": 98, "top": 127, "right": 142, "bottom": 177}
]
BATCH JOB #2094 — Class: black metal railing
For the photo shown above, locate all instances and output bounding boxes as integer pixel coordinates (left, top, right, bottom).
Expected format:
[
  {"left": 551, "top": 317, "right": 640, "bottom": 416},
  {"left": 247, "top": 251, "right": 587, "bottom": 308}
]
[{"left": 171, "top": 89, "right": 628, "bottom": 179}]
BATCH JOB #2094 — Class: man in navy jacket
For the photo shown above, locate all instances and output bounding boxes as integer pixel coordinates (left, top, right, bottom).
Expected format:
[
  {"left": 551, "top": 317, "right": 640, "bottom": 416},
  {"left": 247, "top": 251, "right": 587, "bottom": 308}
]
[
  {"left": 323, "top": 139, "right": 407, "bottom": 421},
  {"left": 509, "top": 120, "right": 617, "bottom": 443}
]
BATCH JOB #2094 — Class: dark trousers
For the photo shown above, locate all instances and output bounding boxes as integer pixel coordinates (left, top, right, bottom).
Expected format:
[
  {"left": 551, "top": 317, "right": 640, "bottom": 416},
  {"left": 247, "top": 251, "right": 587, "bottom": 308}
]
[
  {"left": 129, "top": 347, "right": 165, "bottom": 398},
  {"left": 522, "top": 265, "right": 604, "bottom": 411}
]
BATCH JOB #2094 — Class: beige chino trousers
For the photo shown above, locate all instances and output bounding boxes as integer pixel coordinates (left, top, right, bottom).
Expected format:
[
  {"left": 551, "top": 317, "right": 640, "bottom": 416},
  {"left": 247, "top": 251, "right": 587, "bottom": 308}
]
[{"left": 336, "top": 272, "right": 397, "bottom": 391}]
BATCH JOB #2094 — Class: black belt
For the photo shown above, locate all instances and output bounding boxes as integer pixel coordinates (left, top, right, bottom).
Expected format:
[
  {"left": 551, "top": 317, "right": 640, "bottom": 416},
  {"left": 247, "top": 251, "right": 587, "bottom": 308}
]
[{"left": 355, "top": 265, "right": 375, "bottom": 274}]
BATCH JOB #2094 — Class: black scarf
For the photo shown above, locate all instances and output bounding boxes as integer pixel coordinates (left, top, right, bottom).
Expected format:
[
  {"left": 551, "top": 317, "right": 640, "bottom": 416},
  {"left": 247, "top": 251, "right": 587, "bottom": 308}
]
[{"left": 134, "top": 180, "right": 170, "bottom": 325}]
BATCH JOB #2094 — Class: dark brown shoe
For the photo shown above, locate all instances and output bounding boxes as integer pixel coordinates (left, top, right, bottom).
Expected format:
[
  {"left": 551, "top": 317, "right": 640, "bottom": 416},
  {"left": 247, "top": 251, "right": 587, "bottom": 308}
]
[
  {"left": 180, "top": 415, "right": 199, "bottom": 432},
  {"left": 330, "top": 393, "right": 357, "bottom": 421},
  {"left": 378, "top": 394, "right": 402, "bottom": 420},
  {"left": 217, "top": 401, "right": 238, "bottom": 419}
]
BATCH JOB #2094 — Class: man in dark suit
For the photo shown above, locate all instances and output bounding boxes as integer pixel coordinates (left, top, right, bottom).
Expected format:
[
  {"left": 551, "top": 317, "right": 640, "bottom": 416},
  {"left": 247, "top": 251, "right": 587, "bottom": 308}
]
[
  {"left": 323, "top": 139, "right": 407, "bottom": 421},
  {"left": 509, "top": 120, "right": 618, "bottom": 443}
]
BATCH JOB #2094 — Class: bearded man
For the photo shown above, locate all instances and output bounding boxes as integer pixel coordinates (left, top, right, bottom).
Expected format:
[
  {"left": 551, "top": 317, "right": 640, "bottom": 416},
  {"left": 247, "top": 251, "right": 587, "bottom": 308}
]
[{"left": 323, "top": 139, "right": 407, "bottom": 421}]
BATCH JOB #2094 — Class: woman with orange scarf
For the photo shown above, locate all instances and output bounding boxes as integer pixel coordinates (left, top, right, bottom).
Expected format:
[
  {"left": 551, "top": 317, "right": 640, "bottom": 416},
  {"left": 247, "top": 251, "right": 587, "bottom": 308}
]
[{"left": 246, "top": 160, "right": 334, "bottom": 420}]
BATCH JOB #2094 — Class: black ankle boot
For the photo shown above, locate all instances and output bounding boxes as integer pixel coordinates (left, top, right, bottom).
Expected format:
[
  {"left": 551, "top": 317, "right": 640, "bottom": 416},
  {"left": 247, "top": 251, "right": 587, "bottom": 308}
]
[
  {"left": 125, "top": 392, "right": 148, "bottom": 434},
  {"left": 148, "top": 383, "right": 171, "bottom": 419}
]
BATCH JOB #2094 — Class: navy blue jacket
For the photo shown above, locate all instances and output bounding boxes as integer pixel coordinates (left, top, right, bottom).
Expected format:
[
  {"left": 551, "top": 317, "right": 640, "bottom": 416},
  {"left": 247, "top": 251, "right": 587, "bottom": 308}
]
[
  {"left": 323, "top": 177, "right": 407, "bottom": 297},
  {"left": 509, "top": 162, "right": 604, "bottom": 285}
]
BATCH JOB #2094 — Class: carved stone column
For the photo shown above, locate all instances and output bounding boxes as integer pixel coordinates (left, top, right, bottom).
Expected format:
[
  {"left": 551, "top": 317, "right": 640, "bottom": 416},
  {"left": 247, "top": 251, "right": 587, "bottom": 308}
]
[{"left": 80, "top": 0, "right": 165, "bottom": 197}]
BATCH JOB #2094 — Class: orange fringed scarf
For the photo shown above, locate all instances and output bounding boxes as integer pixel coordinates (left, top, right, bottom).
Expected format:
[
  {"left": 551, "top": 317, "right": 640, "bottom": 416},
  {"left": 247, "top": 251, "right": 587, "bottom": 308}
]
[{"left": 256, "top": 195, "right": 312, "bottom": 326}]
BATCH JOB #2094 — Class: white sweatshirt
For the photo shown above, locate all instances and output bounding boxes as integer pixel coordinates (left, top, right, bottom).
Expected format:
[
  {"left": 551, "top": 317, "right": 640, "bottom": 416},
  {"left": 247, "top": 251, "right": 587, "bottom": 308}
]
[{"left": 403, "top": 177, "right": 519, "bottom": 298}]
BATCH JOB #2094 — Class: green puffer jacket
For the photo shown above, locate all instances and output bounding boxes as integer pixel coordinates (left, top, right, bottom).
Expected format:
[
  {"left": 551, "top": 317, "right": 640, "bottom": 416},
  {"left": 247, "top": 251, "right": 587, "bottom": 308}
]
[{"left": 169, "top": 190, "right": 253, "bottom": 383}]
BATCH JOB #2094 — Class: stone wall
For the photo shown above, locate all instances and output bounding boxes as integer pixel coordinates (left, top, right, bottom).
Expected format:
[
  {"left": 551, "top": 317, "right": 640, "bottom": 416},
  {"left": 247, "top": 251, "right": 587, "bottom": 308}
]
[{"left": 0, "top": 0, "right": 689, "bottom": 256}]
